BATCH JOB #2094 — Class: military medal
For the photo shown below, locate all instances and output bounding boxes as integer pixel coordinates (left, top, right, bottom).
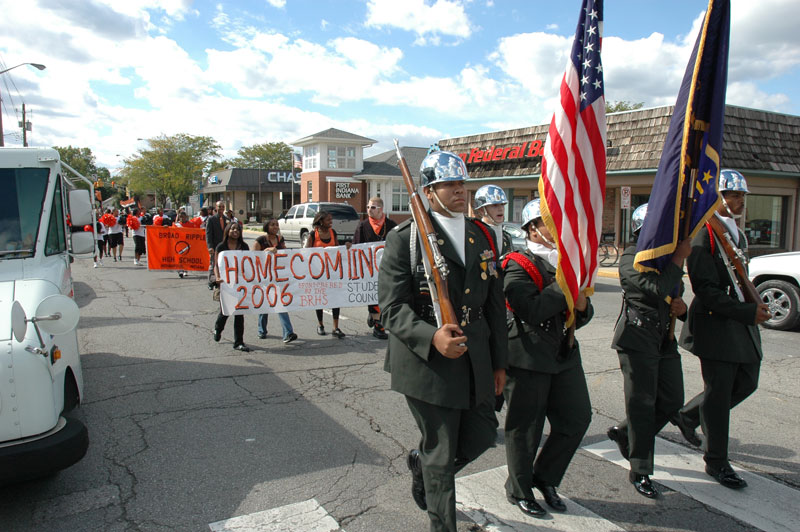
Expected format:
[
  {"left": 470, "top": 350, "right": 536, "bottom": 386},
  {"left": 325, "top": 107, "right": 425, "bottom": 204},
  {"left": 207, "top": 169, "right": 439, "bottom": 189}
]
[
  {"left": 480, "top": 249, "right": 493, "bottom": 260},
  {"left": 480, "top": 261, "right": 488, "bottom": 280}
]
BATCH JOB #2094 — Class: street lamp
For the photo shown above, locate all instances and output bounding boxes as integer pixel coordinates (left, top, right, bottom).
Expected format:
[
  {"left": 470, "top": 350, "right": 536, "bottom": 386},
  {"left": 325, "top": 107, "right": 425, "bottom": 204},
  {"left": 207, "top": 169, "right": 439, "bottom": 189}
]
[{"left": 0, "top": 62, "right": 46, "bottom": 147}]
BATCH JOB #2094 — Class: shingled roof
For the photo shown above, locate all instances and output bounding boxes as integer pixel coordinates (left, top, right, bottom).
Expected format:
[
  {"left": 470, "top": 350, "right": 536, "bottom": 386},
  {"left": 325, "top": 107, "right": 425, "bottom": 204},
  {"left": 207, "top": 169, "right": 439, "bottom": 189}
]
[
  {"left": 354, "top": 147, "right": 429, "bottom": 179},
  {"left": 438, "top": 105, "right": 800, "bottom": 178},
  {"left": 292, "top": 128, "right": 377, "bottom": 146}
]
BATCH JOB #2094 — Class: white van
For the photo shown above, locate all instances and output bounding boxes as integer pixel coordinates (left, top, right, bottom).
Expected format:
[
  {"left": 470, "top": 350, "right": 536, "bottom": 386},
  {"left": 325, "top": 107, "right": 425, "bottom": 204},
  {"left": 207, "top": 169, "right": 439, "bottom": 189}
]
[{"left": 0, "top": 147, "right": 95, "bottom": 485}]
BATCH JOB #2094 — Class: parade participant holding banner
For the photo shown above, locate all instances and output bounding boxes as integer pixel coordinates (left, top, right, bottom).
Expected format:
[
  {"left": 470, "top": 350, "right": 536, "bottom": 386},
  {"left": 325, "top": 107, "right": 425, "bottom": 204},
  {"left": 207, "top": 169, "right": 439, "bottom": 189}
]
[
  {"left": 607, "top": 204, "right": 697, "bottom": 500},
  {"left": 305, "top": 211, "right": 346, "bottom": 338},
  {"left": 473, "top": 185, "right": 513, "bottom": 255},
  {"left": 254, "top": 219, "right": 297, "bottom": 344},
  {"left": 678, "top": 170, "right": 770, "bottom": 490},
  {"left": 206, "top": 201, "right": 228, "bottom": 290},
  {"left": 353, "top": 196, "right": 397, "bottom": 339},
  {"left": 501, "top": 199, "right": 592, "bottom": 517},
  {"left": 213, "top": 222, "right": 250, "bottom": 352},
  {"left": 379, "top": 147, "right": 507, "bottom": 532}
]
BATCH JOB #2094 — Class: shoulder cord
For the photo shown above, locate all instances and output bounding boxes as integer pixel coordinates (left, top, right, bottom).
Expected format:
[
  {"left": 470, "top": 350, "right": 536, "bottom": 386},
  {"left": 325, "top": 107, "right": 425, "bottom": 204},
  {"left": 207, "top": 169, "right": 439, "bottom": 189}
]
[
  {"left": 409, "top": 222, "right": 418, "bottom": 275},
  {"left": 470, "top": 219, "right": 497, "bottom": 260},
  {"left": 501, "top": 252, "right": 543, "bottom": 312}
]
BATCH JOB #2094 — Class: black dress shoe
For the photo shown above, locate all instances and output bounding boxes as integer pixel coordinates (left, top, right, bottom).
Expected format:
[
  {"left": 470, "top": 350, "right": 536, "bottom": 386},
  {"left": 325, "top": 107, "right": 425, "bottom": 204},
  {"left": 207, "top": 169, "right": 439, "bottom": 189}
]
[
  {"left": 213, "top": 329, "right": 221, "bottom": 342},
  {"left": 629, "top": 471, "right": 658, "bottom": 498},
  {"left": 407, "top": 450, "right": 426, "bottom": 511},
  {"left": 673, "top": 412, "right": 702, "bottom": 447},
  {"left": 536, "top": 485, "right": 566, "bottom": 512},
  {"left": 257, "top": 332, "right": 267, "bottom": 339},
  {"left": 507, "top": 495, "right": 546, "bottom": 518},
  {"left": 607, "top": 426, "right": 630, "bottom": 460},
  {"left": 233, "top": 344, "right": 250, "bottom": 352},
  {"left": 706, "top": 465, "right": 747, "bottom": 489}
]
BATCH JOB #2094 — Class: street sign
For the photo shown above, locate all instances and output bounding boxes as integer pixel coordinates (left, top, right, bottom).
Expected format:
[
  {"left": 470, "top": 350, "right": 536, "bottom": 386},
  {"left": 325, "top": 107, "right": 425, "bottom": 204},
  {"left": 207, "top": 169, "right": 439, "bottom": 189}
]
[{"left": 620, "top": 186, "right": 631, "bottom": 210}]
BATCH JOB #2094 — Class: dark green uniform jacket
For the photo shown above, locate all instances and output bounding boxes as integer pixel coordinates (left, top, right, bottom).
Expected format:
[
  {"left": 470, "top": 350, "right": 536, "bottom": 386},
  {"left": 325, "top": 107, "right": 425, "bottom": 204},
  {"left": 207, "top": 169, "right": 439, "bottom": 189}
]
[
  {"left": 505, "top": 250, "right": 592, "bottom": 373},
  {"left": 612, "top": 246, "right": 685, "bottom": 356},
  {"left": 679, "top": 225, "right": 762, "bottom": 362},
  {"left": 379, "top": 216, "right": 509, "bottom": 409}
]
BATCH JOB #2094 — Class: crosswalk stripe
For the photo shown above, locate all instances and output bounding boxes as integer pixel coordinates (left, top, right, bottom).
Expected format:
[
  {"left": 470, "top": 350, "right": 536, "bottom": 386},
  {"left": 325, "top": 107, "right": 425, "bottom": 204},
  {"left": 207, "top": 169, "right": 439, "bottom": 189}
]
[
  {"left": 208, "top": 499, "right": 342, "bottom": 532},
  {"left": 455, "top": 465, "right": 625, "bottom": 531},
  {"left": 584, "top": 437, "right": 800, "bottom": 532}
]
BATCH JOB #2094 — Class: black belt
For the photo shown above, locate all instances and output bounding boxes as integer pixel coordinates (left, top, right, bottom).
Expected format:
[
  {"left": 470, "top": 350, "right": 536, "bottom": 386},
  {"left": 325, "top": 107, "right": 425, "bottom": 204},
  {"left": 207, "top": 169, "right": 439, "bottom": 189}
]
[{"left": 458, "top": 306, "right": 483, "bottom": 327}]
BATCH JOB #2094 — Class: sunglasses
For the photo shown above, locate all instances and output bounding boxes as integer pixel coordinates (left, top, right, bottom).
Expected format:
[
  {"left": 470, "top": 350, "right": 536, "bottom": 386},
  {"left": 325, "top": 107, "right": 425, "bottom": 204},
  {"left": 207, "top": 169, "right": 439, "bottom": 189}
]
[{"left": 367, "top": 205, "right": 381, "bottom": 210}]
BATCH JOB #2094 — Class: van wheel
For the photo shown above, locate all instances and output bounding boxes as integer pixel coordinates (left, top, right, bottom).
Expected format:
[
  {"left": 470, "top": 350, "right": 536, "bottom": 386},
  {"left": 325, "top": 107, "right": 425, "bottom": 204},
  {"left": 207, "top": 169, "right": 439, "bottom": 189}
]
[
  {"left": 300, "top": 230, "right": 308, "bottom": 246},
  {"left": 62, "top": 370, "right": 80, "bottom": 414},
  {"left": 757, "top": 280, "right": 800, "bottom": 331}
]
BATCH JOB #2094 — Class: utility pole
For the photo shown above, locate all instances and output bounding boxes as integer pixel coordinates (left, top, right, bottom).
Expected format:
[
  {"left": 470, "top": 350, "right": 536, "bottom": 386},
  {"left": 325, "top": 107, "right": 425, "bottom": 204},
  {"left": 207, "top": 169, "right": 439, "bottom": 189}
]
[{"left": 21, "top": 103, "right": 31, "bottom": 147}]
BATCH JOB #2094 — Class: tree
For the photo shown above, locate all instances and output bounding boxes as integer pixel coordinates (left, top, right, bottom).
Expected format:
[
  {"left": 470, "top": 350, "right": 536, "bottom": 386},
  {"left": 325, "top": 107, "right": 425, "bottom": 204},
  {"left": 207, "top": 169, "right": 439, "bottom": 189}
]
[
  {"left": 120, "top": 134, "right": 221, "bottom": 208},
  {"left": 53, "top": 145, "right": 114, "bottom": 200},
  {"left": 227, "top": 141, "right": 293, "bottom": 170},
  {"left": 606, "top": 101, "right": 645, "bottom": 114}
]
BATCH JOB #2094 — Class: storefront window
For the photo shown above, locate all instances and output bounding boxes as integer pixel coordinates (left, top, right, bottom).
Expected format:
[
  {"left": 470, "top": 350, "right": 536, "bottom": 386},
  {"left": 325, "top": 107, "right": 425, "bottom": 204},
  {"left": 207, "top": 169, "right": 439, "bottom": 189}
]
[
  {"left": 307, "top": 180, "right": 313, "bottom": 202},
  {"left": 392, "top": 182, "right": 410, "bottom": 212},
  {"left": 745, "top": 195, "right": 786, "bottom": 249}
]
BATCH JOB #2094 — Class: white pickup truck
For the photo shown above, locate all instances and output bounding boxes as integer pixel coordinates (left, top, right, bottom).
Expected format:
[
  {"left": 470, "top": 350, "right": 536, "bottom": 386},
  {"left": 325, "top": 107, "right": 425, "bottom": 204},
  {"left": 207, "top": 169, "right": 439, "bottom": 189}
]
[{"left": 0, "top": 147, "right": 95, "bottom": 485}]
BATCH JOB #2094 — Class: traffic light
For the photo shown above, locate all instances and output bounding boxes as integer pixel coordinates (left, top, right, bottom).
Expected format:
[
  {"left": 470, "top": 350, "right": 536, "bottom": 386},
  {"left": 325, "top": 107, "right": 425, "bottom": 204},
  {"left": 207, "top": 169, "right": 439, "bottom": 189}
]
[{"left": 111, "top": 181, "right": 115, "bottom": 187}]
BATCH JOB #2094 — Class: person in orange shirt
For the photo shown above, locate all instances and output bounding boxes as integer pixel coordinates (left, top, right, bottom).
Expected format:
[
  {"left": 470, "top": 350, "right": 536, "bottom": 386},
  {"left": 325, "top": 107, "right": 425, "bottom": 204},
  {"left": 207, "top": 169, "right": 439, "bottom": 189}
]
[
  {"left": 305, "top": 211, "right": 347, "bottom": 338},
  {"left": 353, "top": 197, "right": 397, "bottom": 339}
]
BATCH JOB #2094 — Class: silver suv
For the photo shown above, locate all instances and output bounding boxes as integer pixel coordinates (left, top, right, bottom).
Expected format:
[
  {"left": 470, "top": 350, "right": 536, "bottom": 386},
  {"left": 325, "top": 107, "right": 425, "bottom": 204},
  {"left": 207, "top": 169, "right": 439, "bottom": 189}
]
[{"left": 278, "top": 202, "right": 359, "bottom": 244}]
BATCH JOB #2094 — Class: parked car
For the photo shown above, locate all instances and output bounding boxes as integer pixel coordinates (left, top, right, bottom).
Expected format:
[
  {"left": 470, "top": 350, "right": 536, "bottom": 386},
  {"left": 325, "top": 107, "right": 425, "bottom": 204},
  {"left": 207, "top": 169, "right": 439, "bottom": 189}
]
[
  {"left": 749, "top": 251, "right": 800, "bottom": 331},
  {"left": 502, "top": 222, "right": 527, "bottom": 251},
  {"left": 278, "top": 202, "right": 359, "bottom": 244}
]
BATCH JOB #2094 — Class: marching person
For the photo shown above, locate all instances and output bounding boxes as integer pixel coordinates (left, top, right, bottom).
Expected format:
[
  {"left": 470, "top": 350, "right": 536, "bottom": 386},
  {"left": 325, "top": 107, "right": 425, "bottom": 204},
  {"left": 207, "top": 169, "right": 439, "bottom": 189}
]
[
  {"left": 131, "top": 208, "right": 146, "bottom": 266},
  {"left": 206, "top": 201, "right": 228, "bottom": 290},
  {"left": 108, "top": 208, "right": 124, "bottom": 262},
  {"left": 213, "top": 222, "right": 250, "bottom": 352},
  {"left": 352, "top": 196, "right": 397, "bottom": 339},
  {"left": 678, "top": 169, "right": 771, "bottom": 489},
  {"left": 473, "top": 184, "right": 513, "bottom": 255},
  {"left": 379, "top": 150, "right": 507, "bottom": 532},
  {"left": 501, "top": 199, "right": 592, "bottom": 517},
  {"left": 253, "top": 219, "right": 297, "bottom": 344},
  {"left": 305, "top": 211, "right": 346, "bottom": 338},
  {"left": 606, "top": 203, "right": 698, "bottom": 499},
  {"left": 94, "top": 220, "right": 105, "bottom": 268},
  {"left": 174, "top": 211, "right": 190, "bottom": 278}
]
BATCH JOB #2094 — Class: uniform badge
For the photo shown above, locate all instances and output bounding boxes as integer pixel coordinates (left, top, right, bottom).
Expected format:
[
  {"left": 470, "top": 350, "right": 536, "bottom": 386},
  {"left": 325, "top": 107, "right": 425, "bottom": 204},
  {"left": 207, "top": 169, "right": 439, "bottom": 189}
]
[
  {"left": 469, "top": 237, "right": 475, "bottom": 244},
  {"left": 487, "top": 261, "right": 498, "bottom": 278}
]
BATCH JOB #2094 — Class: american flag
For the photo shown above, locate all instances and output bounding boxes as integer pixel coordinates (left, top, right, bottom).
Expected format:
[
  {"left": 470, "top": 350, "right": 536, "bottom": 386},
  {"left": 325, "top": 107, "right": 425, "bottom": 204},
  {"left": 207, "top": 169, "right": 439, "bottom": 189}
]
[
  {"left": 538, "top": 0, "right": 606, "bottom": 327},
  {"left": 293, "top": 152, "right": 303, "bottom": 170}
]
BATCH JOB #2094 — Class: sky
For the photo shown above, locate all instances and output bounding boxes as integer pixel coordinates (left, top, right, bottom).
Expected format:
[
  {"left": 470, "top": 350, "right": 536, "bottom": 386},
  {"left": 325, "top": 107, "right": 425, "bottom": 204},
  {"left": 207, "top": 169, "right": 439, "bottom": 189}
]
[{"left": 1, "top": 0, "right": 798, "bottom": 173}]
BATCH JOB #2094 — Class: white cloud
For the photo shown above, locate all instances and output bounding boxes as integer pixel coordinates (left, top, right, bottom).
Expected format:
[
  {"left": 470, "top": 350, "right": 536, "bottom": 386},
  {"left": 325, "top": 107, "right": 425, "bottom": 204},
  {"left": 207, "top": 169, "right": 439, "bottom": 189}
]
[
  {"left": 265, "top": 0, "right": 286, "bottom": 8},
  {"left": 365, "top": 0, "right": 472, "bottom": 45},
  {"left": 545, "top": 23, "right": 558, "bottom": 31}
]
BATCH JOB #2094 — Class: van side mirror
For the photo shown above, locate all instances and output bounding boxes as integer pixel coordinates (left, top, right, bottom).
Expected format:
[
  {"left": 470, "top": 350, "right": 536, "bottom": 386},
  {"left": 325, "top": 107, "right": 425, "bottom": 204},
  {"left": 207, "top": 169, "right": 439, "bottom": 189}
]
[
  {"left": 70, "top": 231, "right": 95, "bottom": 255},
  {"left": 69, "top": 189, "right": 93, "bottom": 226}
]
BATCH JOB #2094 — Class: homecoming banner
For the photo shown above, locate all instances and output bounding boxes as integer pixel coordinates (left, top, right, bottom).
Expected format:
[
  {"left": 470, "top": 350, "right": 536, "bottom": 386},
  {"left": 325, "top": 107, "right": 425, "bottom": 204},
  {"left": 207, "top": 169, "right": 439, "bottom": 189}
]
[
  {"left": 146, "top": 226, "right": 210, "bottom": 271},
  {"left": 217, "top": 243, "right": 384, "bottom": 316}
]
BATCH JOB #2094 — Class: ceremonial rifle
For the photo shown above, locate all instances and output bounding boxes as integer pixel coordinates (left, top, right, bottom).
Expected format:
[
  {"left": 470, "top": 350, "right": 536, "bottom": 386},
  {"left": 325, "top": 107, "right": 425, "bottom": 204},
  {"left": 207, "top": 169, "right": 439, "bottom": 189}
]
[
  {"left": 706, "top": 215, "right": 762, "bottom": 305},
  {"left": 394, "top": 140, "right": 458, "bottom": 328}
]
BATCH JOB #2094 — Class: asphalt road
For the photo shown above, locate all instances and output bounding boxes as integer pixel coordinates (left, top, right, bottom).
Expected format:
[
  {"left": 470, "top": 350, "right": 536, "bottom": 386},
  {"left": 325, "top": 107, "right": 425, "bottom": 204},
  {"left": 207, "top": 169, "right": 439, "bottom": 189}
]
[{"left": 1, "top": 238, "right": 797, "bottom": 532}]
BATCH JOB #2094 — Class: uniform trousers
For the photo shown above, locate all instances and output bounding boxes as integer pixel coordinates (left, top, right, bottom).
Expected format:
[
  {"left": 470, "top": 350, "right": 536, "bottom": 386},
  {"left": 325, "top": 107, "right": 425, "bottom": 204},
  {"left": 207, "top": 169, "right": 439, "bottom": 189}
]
[
  {"left": 616, "top": 350, "right": 684, "bottom": 475},
  {"left": 503, "top": 364, "right": 591, "bottom": 500},
  {"left": 680, "top": 358, "right": 760, "bottom": 470},
  {"left": 406, "top": 395, "right": 498, "bottom": 532}
]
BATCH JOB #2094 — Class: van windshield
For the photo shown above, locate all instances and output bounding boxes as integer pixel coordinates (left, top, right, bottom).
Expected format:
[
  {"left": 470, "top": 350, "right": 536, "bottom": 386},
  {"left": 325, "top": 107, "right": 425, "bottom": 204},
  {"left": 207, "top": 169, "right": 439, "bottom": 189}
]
[{"left": 0, "top": 168, "right": 50, "bottom": 258}]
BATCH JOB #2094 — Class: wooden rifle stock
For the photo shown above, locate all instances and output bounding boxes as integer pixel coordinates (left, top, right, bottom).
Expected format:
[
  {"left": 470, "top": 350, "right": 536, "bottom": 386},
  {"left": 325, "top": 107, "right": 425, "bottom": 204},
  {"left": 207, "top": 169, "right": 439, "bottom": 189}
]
[
  {"left": 394, "top": 140, "right": 458, "bottom": 327},
  {"left": 707, "top": 216, "right": 761, "bottom": 304}
]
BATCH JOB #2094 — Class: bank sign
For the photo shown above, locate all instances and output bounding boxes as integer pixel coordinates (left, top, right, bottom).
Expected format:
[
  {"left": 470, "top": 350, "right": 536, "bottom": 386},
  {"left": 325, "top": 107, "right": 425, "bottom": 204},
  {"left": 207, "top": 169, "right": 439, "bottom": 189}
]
[
  {"left": 457, "top": 139, "right": 546, "bottom": 165},
  {"left": 265, "top": 171, "right": 300, "bottom": 183}
]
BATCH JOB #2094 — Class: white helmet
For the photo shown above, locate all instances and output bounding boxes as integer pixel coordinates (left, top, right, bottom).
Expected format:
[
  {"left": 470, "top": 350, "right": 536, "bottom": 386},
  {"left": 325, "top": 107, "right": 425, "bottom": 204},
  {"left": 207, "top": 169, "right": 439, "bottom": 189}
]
[
  {"left": 631, "top": 203, "right": 648, "bottom": 234},
  {"left": 719, "top": 169, "right": 749, "bottom": 194},
  {"left": 521, "top": 199, "right": 542, "bottom": 230},
  {"left": 474, "top": 185, "right": 508, "bottom": 211},
  {"left": 420, "top": 150, "right": 469, "bottom": 188}
]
